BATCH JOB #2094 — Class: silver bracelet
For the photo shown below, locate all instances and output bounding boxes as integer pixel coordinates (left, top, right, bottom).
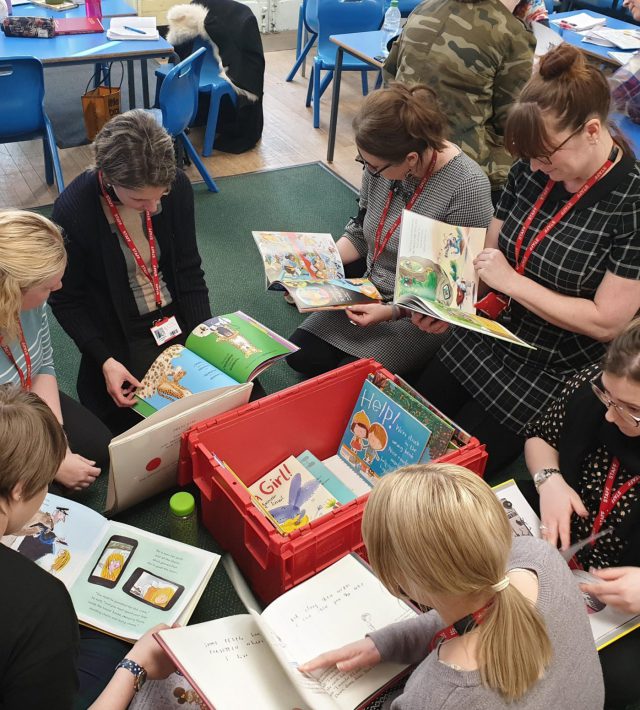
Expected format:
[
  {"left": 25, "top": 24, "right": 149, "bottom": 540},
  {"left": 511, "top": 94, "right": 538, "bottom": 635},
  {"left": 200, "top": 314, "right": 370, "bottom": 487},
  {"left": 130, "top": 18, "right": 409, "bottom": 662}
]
[{"left": 533, "top": 467, "right": 562, "bottom": 492}]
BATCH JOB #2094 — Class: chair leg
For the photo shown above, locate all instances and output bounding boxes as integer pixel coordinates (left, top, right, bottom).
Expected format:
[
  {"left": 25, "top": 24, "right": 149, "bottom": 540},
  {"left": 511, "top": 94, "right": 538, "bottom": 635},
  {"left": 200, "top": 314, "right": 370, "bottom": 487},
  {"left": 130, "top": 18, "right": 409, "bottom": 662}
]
[
  {"left": 286, "top": 32, "right": 318, "bottom": 82},
  {"left": 179, "top": 132, "right": 218, "bottom": 193},
  {"left": 305, "top": 66, "right": 314, "bottom": 108},
  {"left": 375, "top": 70, "right": 383, "bottom": 90},
  {"left": 361, "top": 70, "right": 369, "bottom": 96},
  {"left": 317, "top": 70, "right": 334, "bottom": 100},
  {"left": 202, "top": 90, "right": 228, "bottom": 158},
  {"left": 42, "top": 136, "right": 53, "bottom": 187},
  {"left": 43, "top": 118, "right": 64, "bottom": 192},
  {"left": 313, "top": 63, "right": 321, "bottom": 128}
]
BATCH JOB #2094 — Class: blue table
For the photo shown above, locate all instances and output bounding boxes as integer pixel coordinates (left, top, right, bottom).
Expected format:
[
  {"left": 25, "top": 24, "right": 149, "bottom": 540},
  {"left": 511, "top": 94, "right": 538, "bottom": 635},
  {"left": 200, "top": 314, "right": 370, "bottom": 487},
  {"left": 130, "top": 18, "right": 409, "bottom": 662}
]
[
  {"left": 327, "top": 29, "right": 384, "bottom": 162},
  {"left": 3, "top": 1, "right": 174, "bottom": 107},
  {"left": 549, "top": 9, "right": 639, "bottom": 64}
]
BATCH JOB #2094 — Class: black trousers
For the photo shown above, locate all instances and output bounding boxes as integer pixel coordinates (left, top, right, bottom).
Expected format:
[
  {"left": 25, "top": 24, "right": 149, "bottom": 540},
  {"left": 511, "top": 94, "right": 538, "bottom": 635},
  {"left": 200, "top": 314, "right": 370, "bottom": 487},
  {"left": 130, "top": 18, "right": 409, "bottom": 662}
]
[
  {"left": 287, "top": 329, "right": 358, "bottom": 378},
  {"left": 413, "top": 355, "right": 524, "bottom": 480},
  {"left": 59, "top": 391, "right": 111, "bottom": 479}
]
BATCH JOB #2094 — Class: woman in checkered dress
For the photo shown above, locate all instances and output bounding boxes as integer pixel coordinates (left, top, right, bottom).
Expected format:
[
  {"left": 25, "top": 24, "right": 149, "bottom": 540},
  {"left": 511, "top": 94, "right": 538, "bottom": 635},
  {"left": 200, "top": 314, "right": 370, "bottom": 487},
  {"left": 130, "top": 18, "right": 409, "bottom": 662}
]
[
  {"left": 412, "top": 44, "right": 640, "bottom": 478},
  {"left": 286, "top": 83, "right": 493, "bottom": 378}
]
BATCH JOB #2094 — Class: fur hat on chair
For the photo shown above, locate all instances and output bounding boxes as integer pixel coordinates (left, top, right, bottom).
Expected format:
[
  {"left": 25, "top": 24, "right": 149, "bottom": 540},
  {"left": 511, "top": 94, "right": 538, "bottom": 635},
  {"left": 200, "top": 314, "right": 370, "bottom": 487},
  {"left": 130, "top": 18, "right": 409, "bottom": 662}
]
[{"left": 166, "top": 3, "right": 257, "bottom": 101}]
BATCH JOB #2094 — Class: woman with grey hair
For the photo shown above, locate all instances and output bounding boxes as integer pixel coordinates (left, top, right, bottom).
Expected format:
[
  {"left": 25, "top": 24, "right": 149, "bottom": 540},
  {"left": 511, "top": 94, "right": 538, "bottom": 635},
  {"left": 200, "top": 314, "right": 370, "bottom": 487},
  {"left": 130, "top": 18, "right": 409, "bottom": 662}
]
[{"left": 50, "top": 110, "right": 211, "bottom": 434}]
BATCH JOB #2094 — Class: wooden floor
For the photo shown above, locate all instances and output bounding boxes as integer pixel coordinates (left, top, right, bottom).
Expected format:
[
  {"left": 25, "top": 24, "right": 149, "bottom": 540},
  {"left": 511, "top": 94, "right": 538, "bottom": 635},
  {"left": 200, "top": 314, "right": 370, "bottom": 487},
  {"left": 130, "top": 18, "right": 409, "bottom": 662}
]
[{"left": 0, "top": 47, "right": 368, "bottom": 210}]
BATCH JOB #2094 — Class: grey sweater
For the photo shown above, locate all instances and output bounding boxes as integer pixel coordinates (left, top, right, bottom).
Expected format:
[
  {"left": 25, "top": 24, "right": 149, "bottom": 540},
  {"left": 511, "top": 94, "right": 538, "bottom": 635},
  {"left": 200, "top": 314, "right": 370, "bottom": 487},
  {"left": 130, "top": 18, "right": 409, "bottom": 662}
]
[{"left": 369, "top": 537, "right": 604, "bottom": 710}]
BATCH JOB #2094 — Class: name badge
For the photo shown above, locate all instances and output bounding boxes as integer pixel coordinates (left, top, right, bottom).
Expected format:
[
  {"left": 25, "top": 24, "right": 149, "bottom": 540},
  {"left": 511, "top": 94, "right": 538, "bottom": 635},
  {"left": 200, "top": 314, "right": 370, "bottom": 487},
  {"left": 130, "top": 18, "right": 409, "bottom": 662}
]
[{"left": 150, "top": 316, "right": 182, "bottom": 346}]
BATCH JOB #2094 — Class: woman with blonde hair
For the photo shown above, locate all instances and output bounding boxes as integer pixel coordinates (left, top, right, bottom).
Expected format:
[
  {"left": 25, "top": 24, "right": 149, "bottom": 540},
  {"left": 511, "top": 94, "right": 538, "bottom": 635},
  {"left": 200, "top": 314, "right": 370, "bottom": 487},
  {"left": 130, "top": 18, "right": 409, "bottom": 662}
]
[
  {"left": 0, "top": 385, "right": 174, "bottom": 708},
  {"left": 287, "top": 83, "right": 492, "bottom": 378},
  {"left": 300, "top": 464, "right": 604, "bottom": 708},
  {"left": 0, "top": 210, "right": 110, "bottom": 491}
]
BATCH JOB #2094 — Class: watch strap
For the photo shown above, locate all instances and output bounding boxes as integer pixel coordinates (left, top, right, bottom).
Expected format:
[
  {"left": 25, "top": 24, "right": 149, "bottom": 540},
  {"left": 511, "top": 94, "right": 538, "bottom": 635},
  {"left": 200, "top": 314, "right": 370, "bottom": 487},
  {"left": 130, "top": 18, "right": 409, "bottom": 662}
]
[
  {"left": 533, "top": 467, "right": 561, "bottom": 492},
  {"left": 115, "top": 658, "right": 147, "bottom": 691}
]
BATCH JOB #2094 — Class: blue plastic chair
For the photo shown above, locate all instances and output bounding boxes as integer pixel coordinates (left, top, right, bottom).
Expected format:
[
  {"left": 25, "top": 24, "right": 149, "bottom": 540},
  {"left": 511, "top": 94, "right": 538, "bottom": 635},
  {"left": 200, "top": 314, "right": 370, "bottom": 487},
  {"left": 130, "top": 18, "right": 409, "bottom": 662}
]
[
  {"left": 155, "top": 37, "right": 237, "bottom": 158},
  {"left": 286, "top": 0, "right": 320, "bottom": 81},
  {"left": 306, "top": 0, "right": 385, "bottom": 129},
  {"left": 154, "top": 47, "right": 219, "bottom": 192},
  {"left": 0, "top": 56, "right": 64, "bottom": 192}
]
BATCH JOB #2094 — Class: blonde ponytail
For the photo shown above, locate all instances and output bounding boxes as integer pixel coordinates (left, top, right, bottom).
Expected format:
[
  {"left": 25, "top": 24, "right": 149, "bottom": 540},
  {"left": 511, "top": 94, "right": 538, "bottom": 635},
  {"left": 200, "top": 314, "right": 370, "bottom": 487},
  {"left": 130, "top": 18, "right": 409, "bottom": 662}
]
[
  {"left": 0, "top": 210, "right": 66, "bottom": 341},
  {"left": 478, "top": 583, "right": 552, "bottom": 700}
]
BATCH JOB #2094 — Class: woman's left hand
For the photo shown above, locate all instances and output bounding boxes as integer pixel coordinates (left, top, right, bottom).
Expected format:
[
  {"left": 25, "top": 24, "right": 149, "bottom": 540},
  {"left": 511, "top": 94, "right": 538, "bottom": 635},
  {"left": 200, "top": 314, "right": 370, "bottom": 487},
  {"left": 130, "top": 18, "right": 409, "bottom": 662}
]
[
  {"left": 346, "top": 303, "right": 393, "bottom": 327},
  {"left": 473, "top": 249, "right": 519, "bottom": 294},
  {"left": 580, "top": 567, "right": 640, "bottom": 615}
]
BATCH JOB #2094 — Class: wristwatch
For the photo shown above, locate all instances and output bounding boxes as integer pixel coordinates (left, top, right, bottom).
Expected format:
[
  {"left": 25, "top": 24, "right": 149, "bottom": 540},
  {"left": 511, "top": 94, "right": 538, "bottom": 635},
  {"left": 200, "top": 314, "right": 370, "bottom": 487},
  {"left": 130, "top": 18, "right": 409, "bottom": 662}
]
[
  {"left": 115, "top": 658, "right": 147, "bottom": 692},
  {"left": 533, "top": 467, "right": 561, "bottom": 492}
]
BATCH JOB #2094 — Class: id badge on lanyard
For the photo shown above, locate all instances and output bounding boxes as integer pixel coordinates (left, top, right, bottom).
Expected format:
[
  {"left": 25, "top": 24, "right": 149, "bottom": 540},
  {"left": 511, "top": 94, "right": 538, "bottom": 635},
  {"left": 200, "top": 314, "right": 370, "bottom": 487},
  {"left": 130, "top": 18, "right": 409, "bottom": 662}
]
[{"left": 150, "top": 316, "right": 182, "bottom": 346}]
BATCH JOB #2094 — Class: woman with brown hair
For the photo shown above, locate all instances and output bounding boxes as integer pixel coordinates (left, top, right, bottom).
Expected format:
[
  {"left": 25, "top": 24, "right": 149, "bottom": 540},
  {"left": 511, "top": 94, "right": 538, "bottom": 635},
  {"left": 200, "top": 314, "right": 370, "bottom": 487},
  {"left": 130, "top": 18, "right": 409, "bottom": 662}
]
[
  {"left": 300, "top": 464, "right": 604, "bottom": 709},
  {"left": 525, "top": 318, "right": 640, "bottom": 709},
  {"left": 287, "top": 83, "right": 493, "bottom": 378},
  {"left": 412, "top": 43, "right": 640, "bottom": 478}
]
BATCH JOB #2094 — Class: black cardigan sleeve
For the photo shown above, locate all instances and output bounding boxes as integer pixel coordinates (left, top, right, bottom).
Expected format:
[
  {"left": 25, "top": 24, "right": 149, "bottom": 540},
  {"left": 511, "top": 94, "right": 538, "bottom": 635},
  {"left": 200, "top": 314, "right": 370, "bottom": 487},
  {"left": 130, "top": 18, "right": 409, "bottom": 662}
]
[{"left": 166, "top": 171, "right": 212, "bottom": 330}]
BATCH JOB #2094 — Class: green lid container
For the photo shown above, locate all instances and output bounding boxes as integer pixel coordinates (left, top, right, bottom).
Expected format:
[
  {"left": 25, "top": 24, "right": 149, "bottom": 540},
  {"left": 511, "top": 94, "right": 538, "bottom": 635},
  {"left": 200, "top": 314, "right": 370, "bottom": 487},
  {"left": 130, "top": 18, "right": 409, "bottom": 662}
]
[{"left": 170, "top": 491, "right": 195, "bottom": 517}]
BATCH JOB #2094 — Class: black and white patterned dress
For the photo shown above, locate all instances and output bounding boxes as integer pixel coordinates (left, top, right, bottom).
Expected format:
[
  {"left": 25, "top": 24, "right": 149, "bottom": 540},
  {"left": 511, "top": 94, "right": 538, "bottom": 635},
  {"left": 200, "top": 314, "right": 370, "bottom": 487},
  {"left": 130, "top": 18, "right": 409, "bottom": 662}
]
[
  {"left": 528, "top": 364, "right": 640, "bottom": 570},
  {"left": 298, "top": 150, "right": 493, "bottom": 374},
  {"left": 439, "top": 154, "right": 640, "bottom": 434}
]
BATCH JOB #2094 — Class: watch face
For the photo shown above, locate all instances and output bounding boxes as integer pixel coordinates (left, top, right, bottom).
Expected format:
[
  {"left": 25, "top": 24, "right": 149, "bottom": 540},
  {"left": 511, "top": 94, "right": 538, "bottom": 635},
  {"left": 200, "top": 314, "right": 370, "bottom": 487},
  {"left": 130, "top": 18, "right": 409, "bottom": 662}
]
[{"left": 134, "top": 668, "right": 147, "bottom": 691}]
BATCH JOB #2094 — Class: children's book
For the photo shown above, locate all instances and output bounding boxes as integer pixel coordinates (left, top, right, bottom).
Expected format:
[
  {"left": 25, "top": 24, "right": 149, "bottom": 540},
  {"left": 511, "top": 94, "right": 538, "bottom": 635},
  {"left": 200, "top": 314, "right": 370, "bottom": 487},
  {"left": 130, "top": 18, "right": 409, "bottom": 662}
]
[
  {"left": 252, "top": 230, "right": 382, "bottom": 312},
  {"left": 372, "top": 372, "right": 454, "bottom": 460},
  {"left": 338, "top": 379, "right": 432, "bottom": 481},
  {"left": 493, "top": 480, "right": 640, "bottom": 650},
  {"left": 393, "top": 211, "right": 534, "bottom": 349},
  {"left": 248, "top": 455, "right": 340, "bottom": 534},
  {"left": 2, "top": 494, "right": 219, "bottom": 643},
  {"left": 155, "top": 554, "right": 416, "bottom": 710},
  {"left": 107, "top": 384, "right": 253, "bottom": 514},
  {"left": 133, "top": 312, "right": 297, "bottom": 417},
  {"left": 322, "top": 454, "right": 374, "bottom": 498},
  {"left": 298, "top": 450, "right": 358, "bottom": 505}
]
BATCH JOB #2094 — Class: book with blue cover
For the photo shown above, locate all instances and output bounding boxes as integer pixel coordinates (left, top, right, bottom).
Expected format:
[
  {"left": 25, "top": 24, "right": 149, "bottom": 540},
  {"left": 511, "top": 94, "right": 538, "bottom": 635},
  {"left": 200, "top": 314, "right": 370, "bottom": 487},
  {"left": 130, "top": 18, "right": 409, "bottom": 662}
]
[{"left": 338, "top": 379, "right": 432, "bottom": 480}]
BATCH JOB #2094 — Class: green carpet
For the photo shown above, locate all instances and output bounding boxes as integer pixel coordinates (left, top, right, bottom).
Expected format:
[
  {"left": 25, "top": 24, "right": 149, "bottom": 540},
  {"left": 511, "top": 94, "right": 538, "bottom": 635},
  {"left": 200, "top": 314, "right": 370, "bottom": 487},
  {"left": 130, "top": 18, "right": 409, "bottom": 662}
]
[{"left": 36, "top": 162, "right": 359, "bottom": 624}]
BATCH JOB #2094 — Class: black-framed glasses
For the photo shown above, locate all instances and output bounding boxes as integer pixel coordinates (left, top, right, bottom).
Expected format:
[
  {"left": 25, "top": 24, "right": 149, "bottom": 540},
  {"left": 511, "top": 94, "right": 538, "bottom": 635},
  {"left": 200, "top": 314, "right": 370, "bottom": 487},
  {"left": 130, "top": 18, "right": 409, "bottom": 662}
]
[
  {"left": 535, "top": 123, "right": 586, "bottom": 166},
  {"left": 591, "top": 375, "right": 640, "bottom": 428},
  {"left": 355, "top": 153, "right": 393, "bottom": 178}
]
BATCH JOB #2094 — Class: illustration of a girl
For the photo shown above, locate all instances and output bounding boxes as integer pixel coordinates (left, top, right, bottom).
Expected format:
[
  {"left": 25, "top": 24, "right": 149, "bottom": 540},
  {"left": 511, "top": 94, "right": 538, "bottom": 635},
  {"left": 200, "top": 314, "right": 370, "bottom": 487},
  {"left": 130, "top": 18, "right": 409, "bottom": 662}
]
[
  {"left": 101, "top": 552, "right": 125, "bottom": 581},
  {"left": 50, "top": 548, "right": 71, "bottom": 573},
  {"left": 349, "top": 411, "right": 370, "bottom": 455},
  {"left": 143, "top": 585, "right": 175, "bottom": 608}
]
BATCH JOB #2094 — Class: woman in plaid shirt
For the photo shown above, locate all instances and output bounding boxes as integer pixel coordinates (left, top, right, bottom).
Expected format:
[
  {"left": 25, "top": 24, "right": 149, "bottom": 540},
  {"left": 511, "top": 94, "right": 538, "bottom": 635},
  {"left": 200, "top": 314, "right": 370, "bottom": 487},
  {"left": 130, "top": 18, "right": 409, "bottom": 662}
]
[{"left": 412, "top": 44, "right": 640, "bottom": 478}]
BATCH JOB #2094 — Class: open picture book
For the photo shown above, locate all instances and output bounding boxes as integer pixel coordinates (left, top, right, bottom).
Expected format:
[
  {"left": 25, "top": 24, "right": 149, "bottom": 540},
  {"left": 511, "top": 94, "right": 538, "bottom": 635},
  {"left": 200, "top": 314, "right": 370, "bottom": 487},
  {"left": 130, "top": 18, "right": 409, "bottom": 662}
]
[
  {"left": 155, "top": 553, "right": 416, "bottom": 710},
  {"left": 493, "top": 480, "right": 640, "bottom": 650},
  {"left": 133, "top": 311, "right": 296, "bottom": 418},
  {"left": 393, "top": 211, "right": 533, "bottom": 348},
  {"left": 2, "top": 494, "right": 219, "bottom": 643},
  {"left": 252, "top": 230, "right": 382, "bottom": 312}
]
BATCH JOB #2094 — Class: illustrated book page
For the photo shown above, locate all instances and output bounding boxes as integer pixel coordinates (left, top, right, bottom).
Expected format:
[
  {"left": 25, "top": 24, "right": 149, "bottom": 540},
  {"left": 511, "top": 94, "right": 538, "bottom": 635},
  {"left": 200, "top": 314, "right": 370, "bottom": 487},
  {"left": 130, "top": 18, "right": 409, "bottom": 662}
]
[
  {"left": 493, "top": 480, "right": 640, "bottom": 649},
  {"left": 394, "top": 210, "right": 534, "bottom": 348}
]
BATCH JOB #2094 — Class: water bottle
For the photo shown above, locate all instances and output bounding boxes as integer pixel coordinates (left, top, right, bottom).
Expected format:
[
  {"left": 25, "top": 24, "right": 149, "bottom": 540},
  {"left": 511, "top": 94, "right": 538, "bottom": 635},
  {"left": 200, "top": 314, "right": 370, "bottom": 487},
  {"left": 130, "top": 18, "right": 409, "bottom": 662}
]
[
  {"left": 85, "top": 0, "right": 102, "bottom": 19},
  {"left": 380, "top": 0, "right": 401, "bottom": 58},
  {"left": 168, "top": 491, "right": 198, "bottom": 547},
  {"left": 2, "top": 0, "right": 12, "bottom": 17}
]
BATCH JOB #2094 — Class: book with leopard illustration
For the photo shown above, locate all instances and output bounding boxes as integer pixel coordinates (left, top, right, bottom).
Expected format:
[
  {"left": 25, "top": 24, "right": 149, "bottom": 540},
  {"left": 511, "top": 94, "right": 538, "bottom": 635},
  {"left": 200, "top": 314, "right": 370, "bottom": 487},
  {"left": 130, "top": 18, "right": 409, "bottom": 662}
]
[
  {"left": 133, "top": 311, "right": 298, "bottom": 417},
  {"left": 252, "top": 230, "right": 383, "bottom": 312}
]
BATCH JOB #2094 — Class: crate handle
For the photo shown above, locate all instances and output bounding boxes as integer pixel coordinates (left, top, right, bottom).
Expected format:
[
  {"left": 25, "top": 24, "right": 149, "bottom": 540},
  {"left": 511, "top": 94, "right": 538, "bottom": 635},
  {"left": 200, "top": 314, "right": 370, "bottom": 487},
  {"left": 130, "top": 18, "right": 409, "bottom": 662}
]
[{"left": 244, "top": 513, "right": 271, "bottom": 570}]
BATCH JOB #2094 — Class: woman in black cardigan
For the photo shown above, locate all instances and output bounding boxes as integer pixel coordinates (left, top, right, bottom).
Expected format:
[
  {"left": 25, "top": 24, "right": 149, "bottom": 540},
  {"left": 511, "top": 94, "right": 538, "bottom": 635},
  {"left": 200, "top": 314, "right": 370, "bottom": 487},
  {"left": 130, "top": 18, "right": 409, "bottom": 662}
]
[
  {"left": 50, "top": 110, "right": 212, "bottom": 434},
  {"left": 524, "top": 318, "right": 640, "bottom": 710}
]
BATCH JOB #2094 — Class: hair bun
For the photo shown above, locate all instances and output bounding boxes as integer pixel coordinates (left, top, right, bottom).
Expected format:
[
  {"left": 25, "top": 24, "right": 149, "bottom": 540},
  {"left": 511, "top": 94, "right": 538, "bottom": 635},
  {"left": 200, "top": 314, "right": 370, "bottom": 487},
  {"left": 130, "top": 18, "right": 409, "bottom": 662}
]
[{"left": 538, "top": 43, "right": 584, "bottom": 80}]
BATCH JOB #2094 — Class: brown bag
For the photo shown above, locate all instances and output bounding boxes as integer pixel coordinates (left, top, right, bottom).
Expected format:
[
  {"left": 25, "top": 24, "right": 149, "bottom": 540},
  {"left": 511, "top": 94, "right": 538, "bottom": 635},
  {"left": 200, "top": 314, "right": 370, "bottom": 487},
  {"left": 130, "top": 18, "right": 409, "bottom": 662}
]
[{"left": 81, "top": 64, "right": 122, "bottom": 141}]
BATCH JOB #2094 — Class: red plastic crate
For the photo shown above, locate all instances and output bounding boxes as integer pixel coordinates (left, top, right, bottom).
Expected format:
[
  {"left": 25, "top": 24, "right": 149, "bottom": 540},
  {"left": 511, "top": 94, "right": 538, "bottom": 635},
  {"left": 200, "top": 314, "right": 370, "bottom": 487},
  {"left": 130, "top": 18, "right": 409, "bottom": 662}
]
[{"left": 179, "top": 359, "right": 487, "bottom": 604}]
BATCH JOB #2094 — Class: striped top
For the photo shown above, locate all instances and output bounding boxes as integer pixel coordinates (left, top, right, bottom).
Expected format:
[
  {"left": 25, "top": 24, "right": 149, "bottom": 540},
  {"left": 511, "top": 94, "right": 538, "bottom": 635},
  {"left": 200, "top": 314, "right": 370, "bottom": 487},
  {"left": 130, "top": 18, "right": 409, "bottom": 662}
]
[{"left": 0, "top": 306, "right": 55, "bottom": 386}]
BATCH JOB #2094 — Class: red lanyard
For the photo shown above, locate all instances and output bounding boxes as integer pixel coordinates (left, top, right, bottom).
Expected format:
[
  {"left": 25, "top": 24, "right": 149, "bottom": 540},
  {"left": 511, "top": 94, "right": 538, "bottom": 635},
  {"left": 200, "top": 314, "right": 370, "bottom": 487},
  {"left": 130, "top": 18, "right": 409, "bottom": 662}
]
[
  {"left": 513, "top": 150, "right": 617, "bottom": 275},
  {"left": 371, "top": 149, "right": 438, "bottom": 265},
  {"left": 99, "top": 172, "right": 163, "bottom": 311},
  {"left": 592, "top": 457, "right": 640, "bottom": 538},
  {"left": 428, "top": 599, "right": 493, "bottom": 653},
  {"left": 1, "top": 323, "right": 32, "bottom": 391}
]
